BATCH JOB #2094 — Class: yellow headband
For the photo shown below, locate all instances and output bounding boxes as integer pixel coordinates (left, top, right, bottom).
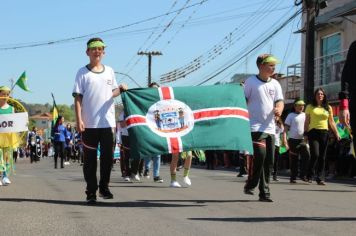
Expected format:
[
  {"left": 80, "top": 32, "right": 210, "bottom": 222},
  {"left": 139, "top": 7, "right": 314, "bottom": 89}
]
[
  {"left": 0, "top": 86, "right": 11, "bottom": 92},
  {"left": 261, "top": 56, "right": 280, "bottom": 64},
  {"left": 295, "top": 100, "right": 305, "bottom": 105},
  {"left": 87, "top": 41, "right": 106, "bottom": 49}
]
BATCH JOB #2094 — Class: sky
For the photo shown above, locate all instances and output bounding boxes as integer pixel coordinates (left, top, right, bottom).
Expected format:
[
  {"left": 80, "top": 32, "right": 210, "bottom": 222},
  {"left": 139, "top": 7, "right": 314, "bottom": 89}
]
[{"left": 0, "top": 0, "right": 302, "bottom": 106}]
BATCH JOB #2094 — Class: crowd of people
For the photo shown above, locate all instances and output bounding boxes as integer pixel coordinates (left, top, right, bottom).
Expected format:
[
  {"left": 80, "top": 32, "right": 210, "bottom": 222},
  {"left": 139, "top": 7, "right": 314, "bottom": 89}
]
[{"left": 1, "top": 38, "right": 355, "bottom": 205}]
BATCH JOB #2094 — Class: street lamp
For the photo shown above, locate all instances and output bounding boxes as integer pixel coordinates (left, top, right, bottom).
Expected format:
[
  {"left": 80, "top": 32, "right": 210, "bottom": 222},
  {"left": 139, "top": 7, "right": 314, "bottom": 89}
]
[{"left": 114, "top": 72, "right": 142, "bottom": 88}]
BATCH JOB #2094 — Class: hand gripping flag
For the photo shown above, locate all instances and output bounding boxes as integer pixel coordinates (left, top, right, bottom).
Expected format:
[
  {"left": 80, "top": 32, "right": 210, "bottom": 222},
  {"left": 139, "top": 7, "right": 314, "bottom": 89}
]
[{"left": 121, "top": 84, "right": 253, "bottom": 157}]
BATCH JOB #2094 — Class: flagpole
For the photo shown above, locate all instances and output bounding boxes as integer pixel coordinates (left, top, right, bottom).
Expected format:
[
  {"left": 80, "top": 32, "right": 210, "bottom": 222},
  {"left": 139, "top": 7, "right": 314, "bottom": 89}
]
[{"left": 10, "top": 77, "right": 16, "bottom": 93}]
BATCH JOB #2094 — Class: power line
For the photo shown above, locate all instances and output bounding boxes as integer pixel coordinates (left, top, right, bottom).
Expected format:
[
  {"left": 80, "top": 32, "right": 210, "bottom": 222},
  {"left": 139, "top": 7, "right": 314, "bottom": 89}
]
[
  {"left": 0, "top": 1, "right": 208, "bottom": 51},
  {"left": 196, "top": 8, "right": 303, "bottom": 86}
]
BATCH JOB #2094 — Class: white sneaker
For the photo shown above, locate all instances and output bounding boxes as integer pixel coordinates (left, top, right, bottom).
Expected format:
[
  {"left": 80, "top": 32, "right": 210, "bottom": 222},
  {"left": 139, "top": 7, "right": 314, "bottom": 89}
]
[
  {"left": 170, "top": 181, "right": 181, "bottom": 188},
  {"left": 0, "top": 180, "right": 2, "bottom": 186},
  {"left": 64, "top": 161, "right": 70, "bottom": 165},
  {"left": 2, "top": 176, "right": 11, "bottom": 185},
  {"left": 123, "top": 176, "right": 131, "bottom": 182},
  {"left": 183, "top": 176, "right": 191, "bottom": 186},
  {"left": 130, "top": 174, "right": 140, "bottom": 182}
]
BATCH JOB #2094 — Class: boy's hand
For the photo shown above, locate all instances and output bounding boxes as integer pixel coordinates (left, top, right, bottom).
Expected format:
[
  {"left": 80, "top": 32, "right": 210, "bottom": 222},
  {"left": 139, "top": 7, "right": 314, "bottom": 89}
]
[
  {"left": 77, "top": 120, "right": 85, "bottom": 133},
  {"left": 112, "top": 84, "right": 128, "bottom": 98},
  {"left": 119, "top": 83, "right": 128, "bottom": 91}
]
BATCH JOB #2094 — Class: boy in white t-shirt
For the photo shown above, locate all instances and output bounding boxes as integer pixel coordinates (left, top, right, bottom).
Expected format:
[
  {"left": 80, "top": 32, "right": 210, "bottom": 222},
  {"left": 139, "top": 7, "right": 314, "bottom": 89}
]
[
  {"left": 72, "top": 37, "right": 127, "bottom": 204},
  {"left": 284, "top": 98, "right": 310, "bottom": 183},
  {"left": 243, "top": 54, "right": 284, "bottom": 202}
]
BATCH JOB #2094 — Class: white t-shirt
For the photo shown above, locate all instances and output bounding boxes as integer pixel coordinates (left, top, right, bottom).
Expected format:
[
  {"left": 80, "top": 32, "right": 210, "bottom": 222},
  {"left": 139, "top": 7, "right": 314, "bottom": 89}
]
[
  {"left": 244, "top": 75, "right": 284, "bottom": 135},
  {"left": 285, "top": 112, "right": 305, "bottom": 140},
  {"left": 275, "top": 125, "right": 284, "bottom": 147},
  {"left": 72, "top": 65, "right": 118, "bottom": 128}
]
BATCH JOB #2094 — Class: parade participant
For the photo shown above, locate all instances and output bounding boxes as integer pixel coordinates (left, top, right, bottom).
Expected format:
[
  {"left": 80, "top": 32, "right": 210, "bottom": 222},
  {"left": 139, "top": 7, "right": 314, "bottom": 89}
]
[
  {"left": 305, "top": 88, "right": 340, "bottom": 185},
  {"left": 170, "top": 151, "right": 192, "bottom": 188},
  {"left": 72, "top": 37, "right": 127, "bottom": 204},
  {"left": 142, "top": 82, "right": 163, "bottom": 183},
  {"left": 272, "top": 116, "right": 287, "bottom": 181},
  {"left": 339, "top": 40, "right": 356, "bottom": 153},
  {"left": 0, "top": 86, "right": 18, "bottom": 185},
  {"left": 284, "top": 98, "right": 310, "bottom": 183},
  {"left": 73, "top": 127, "right": 83, "bottom": 165},
  {"left": 243, "top": 54, "right": 284, "bottom": 202},
  {"left": 52, "top": 116, "right": 66, "bottom": 169},
  {"left": 27, "top": 127, "right": 42, "bottom": 163},
  {"left": 64, "top": 123, "right": 73, "bottom": 164},
  {"left": 117, "top": 111, "right": 136, "bottom": 182}
]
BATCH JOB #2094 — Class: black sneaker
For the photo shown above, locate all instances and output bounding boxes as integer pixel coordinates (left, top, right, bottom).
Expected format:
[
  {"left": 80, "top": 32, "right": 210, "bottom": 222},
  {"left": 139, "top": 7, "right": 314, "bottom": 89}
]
[
  {"left": 86, "top": 193, "right": 97, "bottom": 204},
  {"left": 259, "top": 197, "right": 273, "bottom": 202},
  {"left": 244, "top": 188, "right": 254, "bottom": 195},
  {"left": 143, "top": 169, "right": 150, "bottom": 179},
  {"left": 153, "top": 176, "right": 164, "bottom": 183},
  {"left": 99, "top": 189, "right": 113, "bottom": 199}
]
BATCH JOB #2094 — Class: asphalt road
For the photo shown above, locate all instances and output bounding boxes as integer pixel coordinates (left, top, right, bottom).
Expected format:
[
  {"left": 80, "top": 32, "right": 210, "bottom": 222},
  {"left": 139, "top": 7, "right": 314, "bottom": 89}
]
[{"left": 1, "top": 157, "right": 356, "bottom": 236}]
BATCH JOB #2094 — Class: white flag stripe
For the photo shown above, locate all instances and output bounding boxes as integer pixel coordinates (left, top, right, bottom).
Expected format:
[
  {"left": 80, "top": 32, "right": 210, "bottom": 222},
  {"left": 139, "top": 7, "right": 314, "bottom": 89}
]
[
  {"left": 166, "top": 137, "right": 172, "bottom": 153},
  {"left": 168, "top": 87, "right": 175, "bottom": 100},
  {"left": 127, "top": 123, "right": 147, "bottom": 129}
]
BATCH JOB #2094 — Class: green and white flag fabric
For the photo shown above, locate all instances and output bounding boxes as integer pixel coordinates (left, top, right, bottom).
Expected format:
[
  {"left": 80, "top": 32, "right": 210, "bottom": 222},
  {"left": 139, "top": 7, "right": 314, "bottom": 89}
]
[{"left": 121, "top": 84, "right": 253, "bottom": 157}]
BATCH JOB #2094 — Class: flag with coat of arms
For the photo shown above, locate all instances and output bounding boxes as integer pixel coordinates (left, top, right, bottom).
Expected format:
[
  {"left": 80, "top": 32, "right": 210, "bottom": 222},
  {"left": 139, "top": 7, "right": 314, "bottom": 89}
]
[{"left": 121, "top": 84, "right": 253, "bottom": 157}]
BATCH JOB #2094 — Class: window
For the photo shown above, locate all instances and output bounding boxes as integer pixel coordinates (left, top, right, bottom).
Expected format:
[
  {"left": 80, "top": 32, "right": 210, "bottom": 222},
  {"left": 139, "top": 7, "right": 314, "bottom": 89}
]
[{"left": 320, "top": 33, "right": 341, "bottom": 84}]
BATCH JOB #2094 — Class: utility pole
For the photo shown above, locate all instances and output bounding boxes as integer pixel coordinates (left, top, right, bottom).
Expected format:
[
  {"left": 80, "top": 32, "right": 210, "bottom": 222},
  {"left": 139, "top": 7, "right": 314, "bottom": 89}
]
[
  {"left": 302, "top": 0, "right": 328, "bottom": 103},
  {"left": 303, "top": 0, "right": 315, "bottom": 104},
  {"left": 137, "top": 51, "right": 162, "bottom": 86}
]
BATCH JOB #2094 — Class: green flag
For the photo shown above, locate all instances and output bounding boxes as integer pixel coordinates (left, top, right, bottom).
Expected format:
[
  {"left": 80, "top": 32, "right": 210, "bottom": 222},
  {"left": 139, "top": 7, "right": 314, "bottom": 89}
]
[
  {"left": 15, "top": 71, "right": 30, "bottom": 91},
  {"left": 121, "top": 84, "right": 253, "bottom": 157}
]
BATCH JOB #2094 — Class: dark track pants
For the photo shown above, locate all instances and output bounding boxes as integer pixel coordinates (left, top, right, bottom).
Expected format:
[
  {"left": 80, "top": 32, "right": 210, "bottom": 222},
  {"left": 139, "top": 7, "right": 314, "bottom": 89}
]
[
  {"left": 245, "top": 132, "right": 275, "bottom": 199},
  {"left": 82, "top": 128, "right": 114, "bottom": 195}
]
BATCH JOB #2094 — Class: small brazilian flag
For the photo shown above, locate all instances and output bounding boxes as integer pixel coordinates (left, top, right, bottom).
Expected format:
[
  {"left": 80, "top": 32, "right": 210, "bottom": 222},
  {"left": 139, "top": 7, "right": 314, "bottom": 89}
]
[{"left": 15, "top": 71, "right": 30, "bottom": 92}]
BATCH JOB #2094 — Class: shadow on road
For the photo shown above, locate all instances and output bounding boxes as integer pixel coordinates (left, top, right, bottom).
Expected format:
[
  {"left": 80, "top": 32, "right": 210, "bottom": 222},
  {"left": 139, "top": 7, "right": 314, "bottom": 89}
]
[
  {"left": 0, "top": 198, "right": 205, "bottom": 208},
  {"left": 188, "top": 216, "right": 356, "bottom": 222},
  {"left": 137, "top": 199, "right": 258, "bottom": 203},
  {"left": 287, "top": 189, "right": 356, "bottom": 193}
]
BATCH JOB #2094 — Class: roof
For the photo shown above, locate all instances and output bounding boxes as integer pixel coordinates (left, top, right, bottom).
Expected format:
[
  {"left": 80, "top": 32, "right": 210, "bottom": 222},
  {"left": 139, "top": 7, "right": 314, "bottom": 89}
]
[
  {"left": 30, "top": 112, "right": 53, "bottom": 120},
  {"left": 316, "top": 1, "right": 356, "bottom": 25}
]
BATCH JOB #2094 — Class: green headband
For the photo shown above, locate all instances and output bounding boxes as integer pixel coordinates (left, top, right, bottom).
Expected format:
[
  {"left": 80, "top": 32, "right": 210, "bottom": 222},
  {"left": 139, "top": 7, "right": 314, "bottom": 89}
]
[
  {"left": 0, "top": 86, "right": 11, "bottom": 92},
  {"left": 261, "top": 56, "right": 280, "bottom": 64},
  {"left": 87, "top": 41, "right": 106, "bottom": 49}
]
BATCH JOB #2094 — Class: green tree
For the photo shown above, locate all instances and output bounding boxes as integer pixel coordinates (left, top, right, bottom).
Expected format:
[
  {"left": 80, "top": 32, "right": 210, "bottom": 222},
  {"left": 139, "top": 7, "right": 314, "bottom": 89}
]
[{"left": 57, "top": 104, "right": 75, "bottom": 122}]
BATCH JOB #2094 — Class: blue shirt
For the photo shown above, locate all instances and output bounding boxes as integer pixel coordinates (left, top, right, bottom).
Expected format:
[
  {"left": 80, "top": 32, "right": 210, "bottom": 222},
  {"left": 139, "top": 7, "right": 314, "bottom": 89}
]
[{"left": 54, "top": 124, "right": 67, "bottom": 142}]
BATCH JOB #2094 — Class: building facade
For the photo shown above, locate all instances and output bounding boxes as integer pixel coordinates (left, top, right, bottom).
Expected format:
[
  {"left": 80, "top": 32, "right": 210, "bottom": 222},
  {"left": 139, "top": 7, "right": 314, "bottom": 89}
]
[{"left": 286, "top": 0, "right": 356, "bottom": 111}]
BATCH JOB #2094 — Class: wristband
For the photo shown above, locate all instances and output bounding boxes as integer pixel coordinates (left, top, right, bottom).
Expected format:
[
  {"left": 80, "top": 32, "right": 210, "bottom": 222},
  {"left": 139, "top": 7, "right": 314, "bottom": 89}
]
[{"left": 339, "top": 99, "right": 349, "bottom": 110}]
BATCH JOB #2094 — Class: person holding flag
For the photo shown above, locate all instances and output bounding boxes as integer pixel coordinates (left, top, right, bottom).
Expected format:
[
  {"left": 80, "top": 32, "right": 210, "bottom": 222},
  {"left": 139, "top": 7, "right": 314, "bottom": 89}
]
[
  {"left": 0, "top": 86, "right": 20, "bottom": 185},
  {"left": 72, "top": 37, "right": 127, "bottom": 204},
  {"left": 243, "top": 54, "right": 284, "bottom": 202}
]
